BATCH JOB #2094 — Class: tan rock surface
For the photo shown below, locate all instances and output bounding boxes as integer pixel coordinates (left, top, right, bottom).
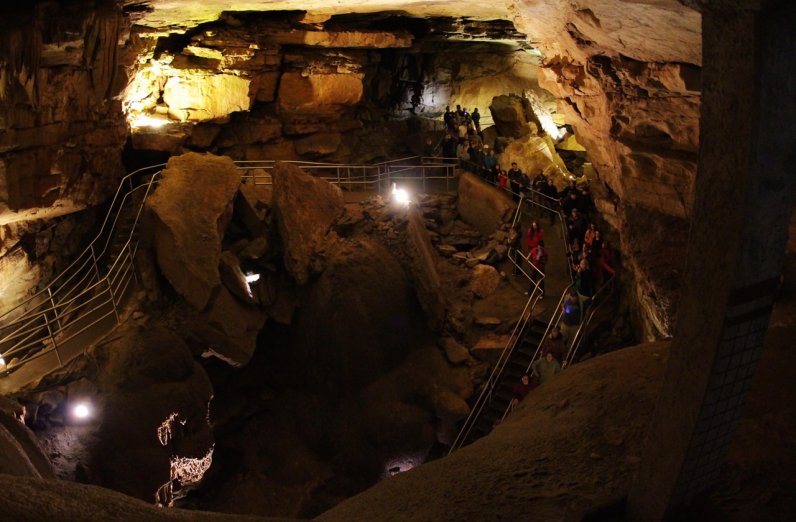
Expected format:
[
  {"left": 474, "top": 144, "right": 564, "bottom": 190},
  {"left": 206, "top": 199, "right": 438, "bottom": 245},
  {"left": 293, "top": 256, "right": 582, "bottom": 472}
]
[
  {"left": 278, "top": 73, "right": 364, "bottom": 113},
  {"left": 468, "top": 264, "right": 501, "bottom": 299},
  {"left": 456, "top": 172, "right": 515, "bottom": 235},
  {"left": 192, "top": 287, "right": 266, "bottom": 366},
  {"left": 319, "top": 342, "right": 671, "bottom": 522},
  {"left": 163, "top": 72, "right": 252, "bottom": 122},
  {"left": 147, "top": 153, "right": 241, "bottom": 310},
  {"left": 271, "top": 161, "right": 344, "bottom": 285}
]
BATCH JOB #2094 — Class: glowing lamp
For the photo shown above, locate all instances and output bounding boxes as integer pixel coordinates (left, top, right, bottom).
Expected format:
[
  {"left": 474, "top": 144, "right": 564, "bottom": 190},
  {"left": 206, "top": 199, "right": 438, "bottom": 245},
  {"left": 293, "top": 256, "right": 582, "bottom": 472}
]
[
  {"left": 391, "top": 183, "right": 411, "bottom": 206},
  {"left": 0, "top": 356, "right": 5, "bottom": 367},
  {"left": 72, "top": 402, "right": 92, "bottom": 420}
]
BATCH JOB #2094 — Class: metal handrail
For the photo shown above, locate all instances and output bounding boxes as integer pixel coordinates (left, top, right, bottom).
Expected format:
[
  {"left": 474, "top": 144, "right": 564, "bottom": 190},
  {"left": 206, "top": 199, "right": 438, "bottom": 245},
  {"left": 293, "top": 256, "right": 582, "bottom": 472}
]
[
  {"left": 493, "top": 283, "right": 574, "bottom": 424},
  {"left": 0, "top": 157, "right": 457, "bottom": 379},
  {"left": 564, "top": 276, "right": 616, "bottom": 367},
  {"left": 448, "top": 251, "right": 545, "bottom": 452},
  {"left": 448, "top": 180, "right": 573, "bottom": 452}
]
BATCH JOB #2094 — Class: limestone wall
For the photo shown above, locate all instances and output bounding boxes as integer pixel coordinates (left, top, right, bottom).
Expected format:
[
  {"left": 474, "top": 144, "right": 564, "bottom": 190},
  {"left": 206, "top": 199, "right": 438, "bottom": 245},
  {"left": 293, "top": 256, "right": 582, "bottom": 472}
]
[
  {"left": 457, "top": 172, "right": 515, "bottom": 236},
  {"left": 0, "top": 3, "right": 133, "bottom": 317}
]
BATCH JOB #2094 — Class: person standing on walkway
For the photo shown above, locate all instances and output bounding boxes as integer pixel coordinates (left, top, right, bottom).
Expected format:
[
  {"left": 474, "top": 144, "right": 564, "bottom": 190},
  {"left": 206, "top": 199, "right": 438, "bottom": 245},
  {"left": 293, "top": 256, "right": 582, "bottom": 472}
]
[
  {"left": 527, "top": 240, "right": 547, "bottom": 297},
  {"left": 508, "top": 162, "right": 523, "bottom": 203},
  {"left": 483, "top": 146, "right": 498, "bottom": 183},
  {"left": 541, "top": 326, "right": 566, "bottom": 363},
  {"left": 508, "top": 223, "right": 523, "bottom": 276},
  {"left": 524, "top": 221, "right": 545, "bottom": 254},
  {"left": 560, "top": 288, "right": 582, "bottom": 349},
  {"left": 472, "top": 107, "right": 481, "bottom": 132},
  {"left": 511, "top": 374, "right": 537, "bottom": 408},
  {"left": 532, "top": 352, "right": 561, "bottom": 384}
]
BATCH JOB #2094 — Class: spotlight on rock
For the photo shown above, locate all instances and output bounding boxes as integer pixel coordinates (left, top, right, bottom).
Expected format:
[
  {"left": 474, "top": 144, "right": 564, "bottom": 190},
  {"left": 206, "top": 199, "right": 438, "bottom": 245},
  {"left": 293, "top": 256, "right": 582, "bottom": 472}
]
[
  {"left": 391, "top": 183, "right": 411, "bottom": 206},
  {"left": 244, "top": 273, "right": 260, "bottom": 297},
  {"left": 71, "top": 402, "right": 92, "bottom": 421}
]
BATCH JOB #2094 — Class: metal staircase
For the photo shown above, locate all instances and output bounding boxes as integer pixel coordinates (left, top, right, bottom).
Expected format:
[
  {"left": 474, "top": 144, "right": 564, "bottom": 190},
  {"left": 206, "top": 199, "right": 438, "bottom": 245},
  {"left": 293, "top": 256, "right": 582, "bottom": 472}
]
[{"left": 462, "top": 317, "right": 549, "bottom": 444}]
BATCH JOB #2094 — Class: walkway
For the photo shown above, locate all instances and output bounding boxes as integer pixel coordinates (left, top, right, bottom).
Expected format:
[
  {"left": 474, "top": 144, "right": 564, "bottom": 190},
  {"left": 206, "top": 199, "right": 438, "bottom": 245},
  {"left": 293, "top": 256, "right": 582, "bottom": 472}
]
[{"left": 0, "top": 157, "right": 456, "bottom": 394}]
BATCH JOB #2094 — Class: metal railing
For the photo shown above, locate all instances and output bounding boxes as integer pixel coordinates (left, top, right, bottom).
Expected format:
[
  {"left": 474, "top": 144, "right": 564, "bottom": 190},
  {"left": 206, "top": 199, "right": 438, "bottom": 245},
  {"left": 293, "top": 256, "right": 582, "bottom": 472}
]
[
  {"left": 0, "top": 156, "right": 456, "bottom": 381},
  {"left": 448, "top": 172, "right": 608, "bottom": 449},
  {"left": 494, "top": 276, "right": 617, "bottom": 423},
  {"left": 564, "top": 276, "right": 616, "bottom": 367},
  {"left": 495, "top": 283, "right": 573, "bottom": 424},
  {"left": 448, "top": 248, "right": 545, "bottom": 452}
]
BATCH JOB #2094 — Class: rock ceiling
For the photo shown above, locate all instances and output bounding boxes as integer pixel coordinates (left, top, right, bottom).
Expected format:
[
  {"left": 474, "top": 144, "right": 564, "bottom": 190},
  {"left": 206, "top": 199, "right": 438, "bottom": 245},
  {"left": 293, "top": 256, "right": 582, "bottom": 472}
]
[{"left": 126, "top": 0, "right": 701, "bottom": 65}]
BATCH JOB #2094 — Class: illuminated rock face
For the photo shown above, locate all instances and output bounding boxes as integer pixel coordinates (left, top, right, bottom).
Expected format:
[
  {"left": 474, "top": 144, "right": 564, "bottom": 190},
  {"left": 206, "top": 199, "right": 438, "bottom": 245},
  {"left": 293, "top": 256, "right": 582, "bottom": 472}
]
[
  {"left": 514, "top": 0, "right": 702, "bottom": 337},
  {"left": 0, "top": 6, "right": 129, "bottom": 314},
  {"left": 146, "top": 153, "right": 241, "bottom": 310},
  {"left": 0, "top": 1, "right": 705, "bottom": 340},
  {"left": 162, "top": 73, "right": 251, "bottom": 122},
  {"left": 278, "top": 72, "right": 364, "bottom": 112}
]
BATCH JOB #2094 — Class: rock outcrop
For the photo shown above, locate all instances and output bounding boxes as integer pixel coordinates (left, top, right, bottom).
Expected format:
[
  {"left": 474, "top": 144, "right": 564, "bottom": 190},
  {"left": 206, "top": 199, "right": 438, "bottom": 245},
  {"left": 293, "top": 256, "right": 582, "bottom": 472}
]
[
  {"left": 20, "top": 325, "right": 215, "bottom": 506},
  {"left": 0, "top": 398, "right": 55, "bottom": 479},
  {"left": 456, "top": 172, "right": 515, "bottom": 235},
  {"left": 146, "top": 153, "right": 241, "bottom": 310},
  {"left": 0, "top": 5, "right": 130, "bottom": 314},
  {"left": 191, "top": 287, "right": 266, "bottom": 367},
  {"left": 469, "top": 264, "right": 501, "bottom": 299},
  {"left": 291, "top": 237, "right": 423, "bottom": 393},
  {"left": 271, "top": 162, "right": 344, "bottom": 285},
  {"left": 489, "top": 94, "right": 536, "bottom": 138}
]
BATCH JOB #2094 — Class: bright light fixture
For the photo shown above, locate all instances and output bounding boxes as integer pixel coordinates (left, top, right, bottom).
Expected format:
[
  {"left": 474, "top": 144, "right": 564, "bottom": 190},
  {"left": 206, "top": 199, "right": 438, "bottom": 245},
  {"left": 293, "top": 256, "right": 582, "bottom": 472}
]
[
  {"left": 0, "top": 356, "right": 5, "bottom": 367},
  {"left": 72, "top": 402, "right": 92, "bottom": 420},
  {"left": 244, "top": 273, "right": 261, "bottom": 297},
  {"left": 392, "top": 183, "right": 411, "bottom": 205}
]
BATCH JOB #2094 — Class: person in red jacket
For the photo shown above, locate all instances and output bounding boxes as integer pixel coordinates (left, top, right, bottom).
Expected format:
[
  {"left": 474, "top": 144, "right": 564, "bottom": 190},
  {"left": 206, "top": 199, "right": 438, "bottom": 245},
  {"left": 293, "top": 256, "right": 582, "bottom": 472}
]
[
  {"left": 527, "top": 240, "right": 548, "bottom": 297},
  {"left": 524, "top": 221, "right": 545, "bottom": 254},
  {"left": 511, "top": 374, "right": 537, "bottom": 407}
]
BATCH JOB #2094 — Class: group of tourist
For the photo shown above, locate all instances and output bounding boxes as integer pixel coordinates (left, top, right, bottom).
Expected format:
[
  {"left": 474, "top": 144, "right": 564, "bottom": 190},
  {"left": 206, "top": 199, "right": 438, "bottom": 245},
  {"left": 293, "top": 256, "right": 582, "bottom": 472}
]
[
  {"left": 560, "top": 185, "right": 616, "bottom": 299},
  {"left": 506, "top": 178, "right": 617, "bottom": 409},
  {"left": 438, "top": 105, "right": 503, "bottom": 181}
]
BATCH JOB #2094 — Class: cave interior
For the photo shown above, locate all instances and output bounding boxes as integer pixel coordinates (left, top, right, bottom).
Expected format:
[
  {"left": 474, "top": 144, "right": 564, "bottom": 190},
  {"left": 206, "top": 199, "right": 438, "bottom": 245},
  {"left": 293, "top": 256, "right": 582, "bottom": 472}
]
[{"left": 0, "top": 1, "right": 794, "bottom": 521}]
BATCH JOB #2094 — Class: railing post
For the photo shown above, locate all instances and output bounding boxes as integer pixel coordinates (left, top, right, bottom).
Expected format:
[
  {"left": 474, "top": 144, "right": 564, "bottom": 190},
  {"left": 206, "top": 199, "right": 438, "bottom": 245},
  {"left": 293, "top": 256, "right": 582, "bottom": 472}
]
[
  {"left": 90, "top": 245, "right": 102, "bottom": 284},
  {"left": 422, "top": 165, "right": 427, "bottom": 192},
  {"left": 106, "top": 277, "right": 121, "bottom": 324},
  {"left": 43, "top": 311, "right": 62, "bottom": 367},
  {"left": 127, "top": 242, "right": 139, "bottom": 287},
  {"left": 47, "top": 287, "right": 62, "bottom": 330}
]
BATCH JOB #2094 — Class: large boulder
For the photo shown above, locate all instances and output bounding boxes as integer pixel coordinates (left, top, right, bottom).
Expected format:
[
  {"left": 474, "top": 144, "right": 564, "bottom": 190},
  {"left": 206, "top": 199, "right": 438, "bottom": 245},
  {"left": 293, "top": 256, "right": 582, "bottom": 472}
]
[
  {"left": 271, "top": 161, "right": 344, "bottom": 284},
  {"left": 469, "top": 265, "right": 501, "bottom": 299},
  {"left": 489, "top": 94, "right": 537, "bottom": 138},
  {"left": 0, "top": 398, "right": 55, "bottom": 479},
  {"left": 498, "top": 135, "right": 569, "bottom": 187},
  {"left": 291, "top": 238, "right": 426, "bottom": 394},
  {"left": 191, "top": 287, "right": 266, "bottom": 367},
  {"left": 457, "top": 172, "right": 515, "bottom": 235},
  {"left": 147, "top": 153, "right": 241, "bottom": 310}
]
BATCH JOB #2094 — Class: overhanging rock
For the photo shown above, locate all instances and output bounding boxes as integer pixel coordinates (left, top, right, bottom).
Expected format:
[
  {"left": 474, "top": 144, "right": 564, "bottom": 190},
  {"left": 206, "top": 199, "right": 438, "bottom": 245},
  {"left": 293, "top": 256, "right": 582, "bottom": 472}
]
[{"left": 146, "top": 152, "right": 240, "bottom": 310}]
